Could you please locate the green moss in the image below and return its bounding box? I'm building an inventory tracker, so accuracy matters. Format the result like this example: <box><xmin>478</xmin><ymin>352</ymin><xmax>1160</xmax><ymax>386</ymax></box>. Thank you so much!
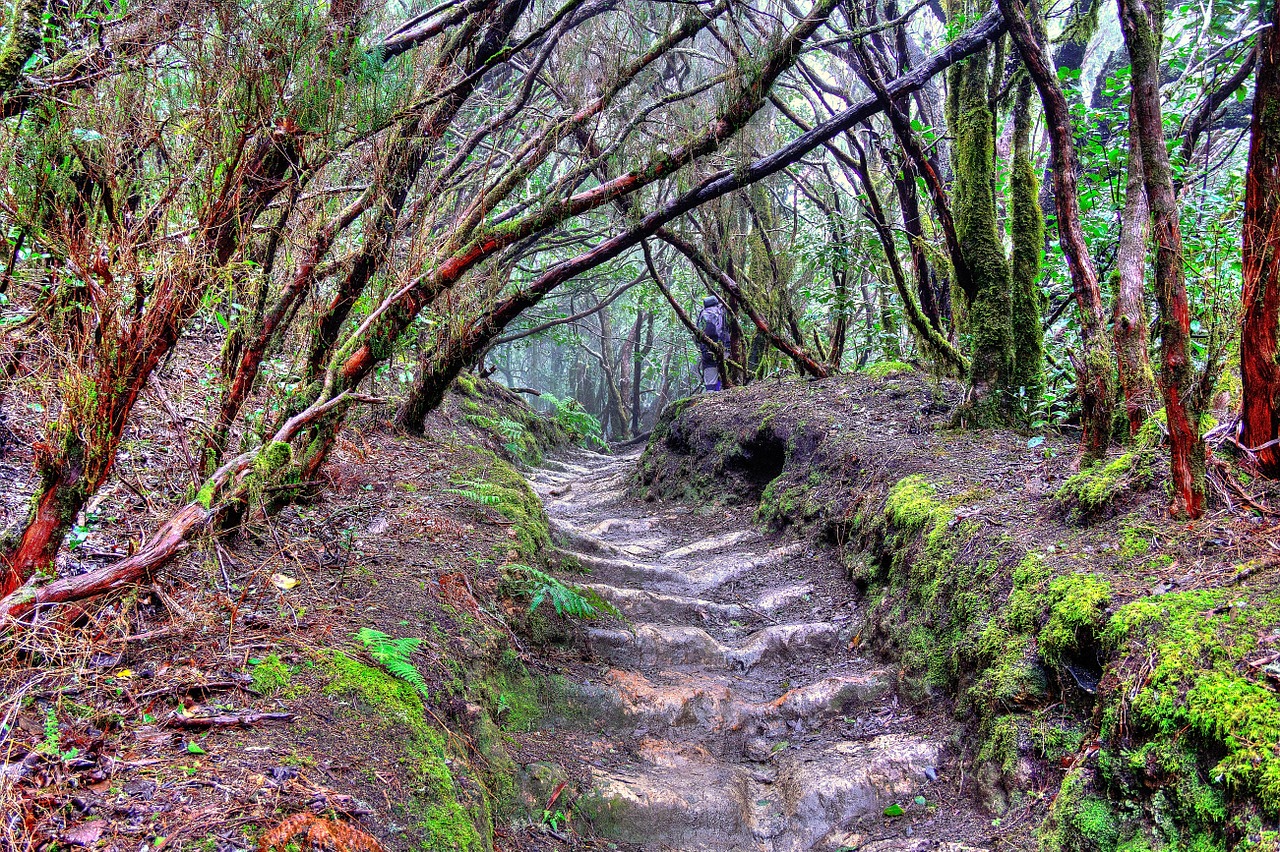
<box><xmin>322</xmin><ymin>652</ymin><xmax>491</xmax><ymax>851</ymax></box>
<box><xmin>862</xmin><ymin>361</ymin><xmax>914</xmax><ymax>379</ymax></box>
<box><xmin>951</xmin><ymin>44</ymin><xmax>1014</xmax><ymax>423</ymax></box>
<box><xmin>1010</xmin><ymin>76</ymin><xmax>1045</xmax><ymax>406</ymax></box>
<box><xmin>1105</xmin><ymin>589</ymin><xmax>1280</xmax><ymax>814</ymax></box>
<box><xmin>1039</xmin><ymin>574</ymin><xmax>1112</xmax><ymax>666</ymax></box>
<box><xmin>194</xmin><ymin>478</ymin><xmax>218</xmax><ymax>509</ymax></box>
<box><xmin>1054</xmin><ymin>450</ymin><xmax>1155</xmax><ymax>516</ymax></box>
<box><xmin>251</xmin><ymin>653</ymin><xmax>305</xmax><ymax>697</ymax></box>
<box><xmin>457</xmin><ymin>447</ymin><xmax>550</xmax><ymax>562</ymax></box>
<box><xmin>756</xmin><ymin>480</ymin><xmax>815</xmax><ymax>528</ymax></box>
<box><xmin>1119</xmin><ymin>522</ymin><xmax>1154</xmax><ymax>560</ymax></box>
<box><xmin>885</xmin><ymin>475</ymin><xmax>948</xmax><ymax>534</ymax></box>
<box><xmin>1041</xmin><ymin>769</ymin><xmax>1122</xmax><ymax>852</ymax></box>
<box><xmin>454</xmin><ymin>372</ymin><xmax>479</xmax><ymax>398</ymax></box>
<box><xmin>253</xmin><ymin>441</ymin><xmax>293</xmax><ymax>476</ymax></box>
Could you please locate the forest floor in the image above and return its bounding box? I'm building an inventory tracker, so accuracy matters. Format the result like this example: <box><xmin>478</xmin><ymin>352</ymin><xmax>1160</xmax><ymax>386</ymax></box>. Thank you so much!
<box><xmin>3</xmin><ymin>367</ymin><xmax>1280</xmax><ymax>852</ymax></box>
<box><xmin>0</xmin><ymin>378</ymin><xmax>601</xmax><ymax>852</ymax></box>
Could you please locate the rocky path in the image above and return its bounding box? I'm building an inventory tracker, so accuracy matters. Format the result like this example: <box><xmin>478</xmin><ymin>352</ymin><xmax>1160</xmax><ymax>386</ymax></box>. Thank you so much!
<box><xmin>527</xmin><ymin>447</ymin><xmax>988</xmax><ymax>852</ymax></box>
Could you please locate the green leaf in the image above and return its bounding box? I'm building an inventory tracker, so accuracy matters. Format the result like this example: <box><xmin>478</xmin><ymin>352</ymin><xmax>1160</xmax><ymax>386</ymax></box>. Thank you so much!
<box><xmin>884</xmin><ymin>803</ymin><xmax>904</xmax><ymax>817</ymax></box>
<box><xmin>186</xmin><ymin>741</ymin><xmax>206</xmax><ymax>754</ymax></box>
<box><xmin>914</xmin><ymin>795</ymin><xmax>927</xmax><ymax>806</ymax></box>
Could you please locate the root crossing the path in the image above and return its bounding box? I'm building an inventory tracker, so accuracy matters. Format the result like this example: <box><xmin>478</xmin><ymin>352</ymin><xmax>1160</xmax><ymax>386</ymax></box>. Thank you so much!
<box><xmin>526</xmin><ymin>447</ymin><xmax>991</xmax><ymax>852</ymax></box>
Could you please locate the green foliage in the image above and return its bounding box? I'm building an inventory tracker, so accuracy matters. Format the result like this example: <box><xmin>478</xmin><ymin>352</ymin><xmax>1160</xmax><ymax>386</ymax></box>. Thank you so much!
<box><xmin>541</xmin><ymin>393</ymin><xmax>606</xmax><ymax>449</ymax></box>
<box><xmin>453</xmin><ymin>447</ymin><xmax>551</xmax><ymax>561</ymax></box>
<box><xmin>507</xmin><ymin>564</ymin><xmax>619</xmax><ymax>620</ymax></box>
<box><xmin>355</xmin><ymin>628</ymin><xmax>430</xmax><ymax>699</ymax></box>
<box><xmin>449</xmin><ymin>480</ymin><xmax>504</xmax><ymax>506</ymax></box>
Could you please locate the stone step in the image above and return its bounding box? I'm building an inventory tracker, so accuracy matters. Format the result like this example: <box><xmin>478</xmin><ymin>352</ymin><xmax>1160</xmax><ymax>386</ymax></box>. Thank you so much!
<box><xmin>662</xmin><ymin>528</ymin><xmax>762</xmax><ymax>560</ymax></box>
<box><xmin>584</xmin><ymin>622</ymin><xmax>842</xmax><ymax>672</ymax></box>
<box><xmin>577</xmin><ymin>668</ymin><xmax>892</xmax><ymax>739</ymax></box>
<box><xmin>575</xmin><ymin>735</ymin><xmax>942</xmax><ymax>852</ymax></box>
<box><xmin>582</xmin><ymin>583</ymin><xmax>745</xmax><ymax>624</ymax></box>
<box><xmin>565</xmin><ymin>543</ymin><xmax>806</xmax><ymax>595</ymax></box>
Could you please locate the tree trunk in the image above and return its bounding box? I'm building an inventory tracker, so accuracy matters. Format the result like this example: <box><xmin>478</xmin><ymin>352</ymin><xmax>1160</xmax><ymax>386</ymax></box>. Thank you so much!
<box><xmin>1112</xmin><ymin>107</ymin><xmax>1158</xmax><ymax>435</ymax></box>
<box><xmin>0</xmin><ymin>0</ymin><xmax>44</xmax><ymax>100</ymax></box>
<box><xmin>1000</xmin><ymin>0</ymin><xmax>1115</xmax><ymax>457</ymax></box>
<box><xmin>1009</xmin><ymin>72</ymin><xmax>1046</xmax><ymax>407</ymax></box>
<box><xmin>1241</xmin><ymin>0</ymin><xmax>1280</xmax><ymax>476</ymax></box>
<box><xmin>951</xmin><ymin>44</ymin><xmax>1014</xmax><ymax>424</ymax></box>
<box><xmin>1118</xmin><ymin>0</ymin><xmax>1205</xmax><ymax>517</ymax></box>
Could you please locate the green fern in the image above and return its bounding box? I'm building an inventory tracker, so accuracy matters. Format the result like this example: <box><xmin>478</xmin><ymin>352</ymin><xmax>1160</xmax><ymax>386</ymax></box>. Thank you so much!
<box><xmin>542</xmin><ymin>393</ymin><xmax>606</xmax><ymax>449</ymax></box>
<box><xmin>508</xmin><ymin>564</ymin><xmax>619</xmax><ymax>620</ymax></box>
<box><xmin>496</xmin><ymin>418</ymin><xmax>528</xmax><ymax>443</ymax></box>
<box><xmin>449</xmin><ymin>480</ymin><xmax>502</xmax><ymax>505</ymax></box>
<box><xmin>355</xmin><ymin>628</ymin><xmax>430</xmax><ymax>699</ymax></box>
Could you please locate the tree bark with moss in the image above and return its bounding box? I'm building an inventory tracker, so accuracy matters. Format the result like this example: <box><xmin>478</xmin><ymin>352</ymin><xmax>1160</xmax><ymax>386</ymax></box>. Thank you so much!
<box><xmin>1241</xmin><ymin>0</ymin><xmax>1280</xmax><ymax>476</ymax></box>
<box><xmin>1009</xmin><ymin>72</ymin><xmax>1045</xmax><ymax>408</ymax></box>
<box><xmin>1112</xmin><ymin>107</ymin><xmax>1158</xmax><ymax>436</ymax></box>
<box><xmin>1117</xmin><ymin>0</ymin><xmax>1205</xmax><ymax>517</ymax></box>
<box><xmin>1000</xmin><ymin>0</ymin><xmax>1115</xmax><ymax>459</ymax></box>
<box><xmin>950</xmin><ymin>44</ymin><xmax>1014</xmax><ymax>424</ymax></box>
<box><xmin>0</xmin><ymin>0</ymin><xmax>43</xmax><ymax>101</ymax></box>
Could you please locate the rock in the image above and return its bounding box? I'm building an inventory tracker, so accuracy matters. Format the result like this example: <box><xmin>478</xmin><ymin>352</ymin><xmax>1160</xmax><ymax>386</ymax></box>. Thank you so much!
<box><xmin>518</xmin><ymin>761</ymin><xmax>569</xmax><ymax>810</ymax></box>
<box><xmin>745</xmin><ymin>736</ymin><xmax>773</xmax><ymax>762</ymax></box>
<box><xmin>973</xmin><ymin>760</ymin><xmax>1008</xmax><ymax>815</ymax></box>
<box><xmin>772</xmin><ymin>735</ymin><xmax>940</xmax><ymax>852</ymax></box>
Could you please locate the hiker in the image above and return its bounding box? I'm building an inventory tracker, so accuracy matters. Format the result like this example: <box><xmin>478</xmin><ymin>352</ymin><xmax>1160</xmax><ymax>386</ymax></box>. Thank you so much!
<box><xmin>697</xmin><ymin>295</ymin><xmax>731</xmax><ymax>391</ymax></box>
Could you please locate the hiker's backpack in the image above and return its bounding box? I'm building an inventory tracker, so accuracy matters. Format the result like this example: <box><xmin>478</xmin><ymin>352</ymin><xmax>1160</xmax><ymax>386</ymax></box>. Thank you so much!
<box><xmin>699</xmin><ymin>305</ymin><xmax>727</xmax><ymax>346</ymax></box>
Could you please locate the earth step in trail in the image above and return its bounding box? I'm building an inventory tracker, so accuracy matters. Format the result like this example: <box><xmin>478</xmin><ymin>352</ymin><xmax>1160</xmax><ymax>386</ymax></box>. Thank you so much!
<box><xmin>526</xmin><ymin>447</ymin><xmax>990</xmax><ymax>852</ymax></box>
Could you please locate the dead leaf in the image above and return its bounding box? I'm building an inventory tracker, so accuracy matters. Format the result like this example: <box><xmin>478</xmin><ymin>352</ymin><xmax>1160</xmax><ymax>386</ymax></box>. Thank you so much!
<box><xmin>271</xmin><ymin>573</ymin><xmax>299</xmax><ymax>591</ymax></box>
<box><xmin>63</xmin><ymin>821</ymin><xmax>106</xmax><ymax>847</ymax></box>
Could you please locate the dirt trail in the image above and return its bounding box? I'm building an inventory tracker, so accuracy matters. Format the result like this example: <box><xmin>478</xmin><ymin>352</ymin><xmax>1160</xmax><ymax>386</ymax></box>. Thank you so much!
<box><xmin>527</xmin><ymin>447</ymin><xmax>989</xmax><ymax>852</ymax></box>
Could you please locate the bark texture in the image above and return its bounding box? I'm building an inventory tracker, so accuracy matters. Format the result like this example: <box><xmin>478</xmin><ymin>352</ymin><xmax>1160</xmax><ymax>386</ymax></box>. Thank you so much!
<box><xmin>1112</xmin><ymin>107</ymin><xmax>1158</xmax><ymax>436</ymax></box>
<box><xmin>1241</xmin><ymin>0</ymin><xmax>1280</xmax><ymax>475</ymax></box>
<box><xmin>1001</xmin><ymin>0</ymin><xmax>1114</xmax><ymax>458</ymax></box>
<box><xmin>1118</xmin><ymin>0</ymin><xmax>1205</xmax><ymax>517</ymax></box>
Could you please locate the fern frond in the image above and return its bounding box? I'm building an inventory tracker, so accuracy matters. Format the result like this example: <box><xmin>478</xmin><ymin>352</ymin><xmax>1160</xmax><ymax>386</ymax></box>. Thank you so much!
<box><xmin>355</xmin><ymin>628</ymin><xmax>430</xmax><ymax>699</ymax></box>
<box><xmin>448</xmin><ymin>480</ymin><xmax>502</xmax><ymax>506</ymax></box>
<box><xmin>507</xmin><ymin>565</ymin><xmax>619</xmax><ymax>620</ymax></box>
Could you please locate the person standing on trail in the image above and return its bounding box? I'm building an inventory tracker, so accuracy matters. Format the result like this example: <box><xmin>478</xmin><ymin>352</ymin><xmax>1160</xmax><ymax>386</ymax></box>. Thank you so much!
<box><xmin>697</xmin><ymin>295</ymin><xmax>731</xmax><ymax>391</ymax></box>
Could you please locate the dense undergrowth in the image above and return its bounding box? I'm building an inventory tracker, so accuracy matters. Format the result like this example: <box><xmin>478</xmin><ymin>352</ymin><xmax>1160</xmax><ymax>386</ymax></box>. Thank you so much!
<box><xmin>0</xmin><ymin>374</ymin><xmax>594</xmax><ymax>851</ymax></box>
<box><xmin>636</xmin><ymin>371</ymin><xmax>1280</xmax><ymax>851</ymax></box>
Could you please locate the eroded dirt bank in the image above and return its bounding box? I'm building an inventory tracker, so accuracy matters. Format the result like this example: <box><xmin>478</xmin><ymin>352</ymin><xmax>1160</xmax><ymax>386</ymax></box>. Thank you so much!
<box><xmin>0</xmin><ymin>377</ymin><xmax>594</xmax><ymax>852</ymax></box>
<box><xmin>630</xmin><ymin>369</ymin><xmax>1280</xmax><ymax>851</ymax></box>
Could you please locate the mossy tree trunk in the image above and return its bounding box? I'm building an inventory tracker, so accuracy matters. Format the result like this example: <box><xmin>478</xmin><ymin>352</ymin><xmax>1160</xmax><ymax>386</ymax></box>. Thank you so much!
<box><xmin>1241</xmin><ymin>0</ymin><xmax>1280</xmax><ymax>476</ymax></box>
<box><xmin>1117</xmin><ymin>0</ymin><xmax>1205</xmax><ymax>517</ymax></box>
<box><xmin>0</xmin><ymin>0</ymin><xmax>44</xmax><ymax>101</ymax></box>
<box><xmin>950</xmin><ymin>44</ymin><xmax>1014</xmax><ymax>424</ymax></box>
<box><xmin>1000</xmin><ymin>0</ymin><xmax>1115</xmax><ymax>458</ymax></box>
<box><xmin>1009</xmin><ymin>72</ymin><xmax>1046</xmax><ymax>408</ymax></box>
<box><xmin>1112</xmin><ymin>106</ymin><xmax>1158</xmax><ymax>436</ymax></box>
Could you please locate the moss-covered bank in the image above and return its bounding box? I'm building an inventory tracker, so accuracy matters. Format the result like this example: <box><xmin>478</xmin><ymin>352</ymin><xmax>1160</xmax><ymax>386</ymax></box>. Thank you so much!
<box><xmin>636</xmin><ymin>373</ymin><xmax>1280</xmax><ymax>850</ymax></box>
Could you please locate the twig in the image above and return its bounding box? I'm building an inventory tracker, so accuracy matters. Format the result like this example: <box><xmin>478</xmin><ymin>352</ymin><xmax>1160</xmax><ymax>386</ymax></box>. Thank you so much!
<box><xmin>168</xmin><ymin>711</ymin><xmax>295</xmax><ymax>729</ymax></box>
